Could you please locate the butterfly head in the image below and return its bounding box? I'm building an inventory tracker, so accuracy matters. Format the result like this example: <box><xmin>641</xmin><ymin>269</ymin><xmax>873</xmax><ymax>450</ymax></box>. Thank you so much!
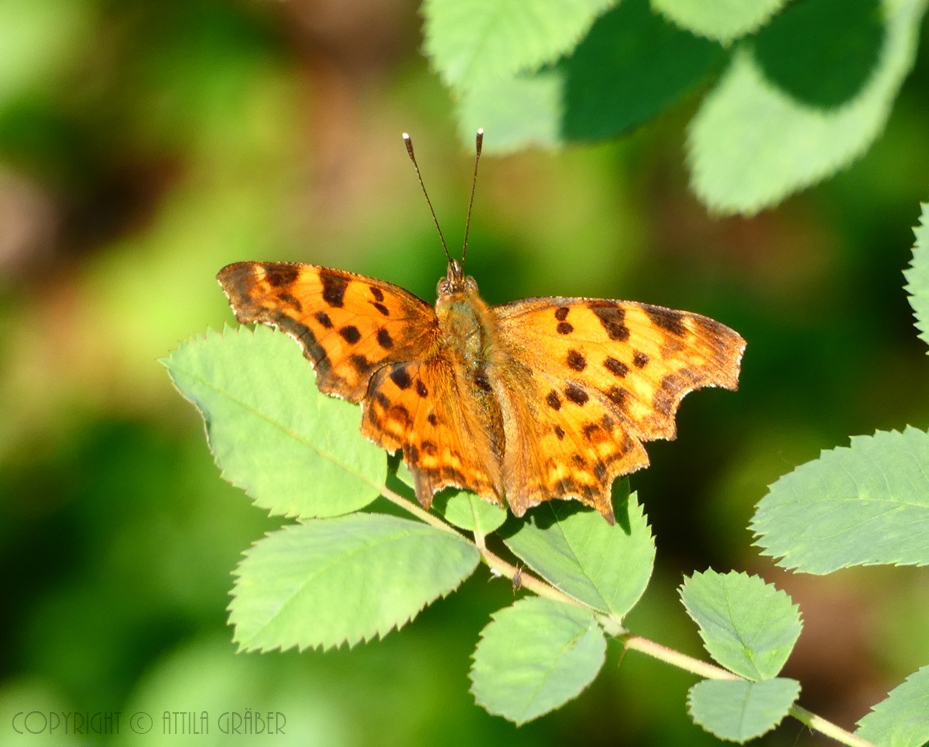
<box><xmin>437</xmin><ymin>258</ymin><xmax>478</xmax><ymax>298</ymax></box>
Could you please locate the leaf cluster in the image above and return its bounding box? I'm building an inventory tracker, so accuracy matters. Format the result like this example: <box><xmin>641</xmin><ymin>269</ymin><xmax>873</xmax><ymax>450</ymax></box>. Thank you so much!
<box><xmin>163</xmin><ymin>199</ymin><xmax>929</xmax><ymax>745</ymax></box>
<box><xmin>421</xmin><ymin>0</ymin><xmax>926</xmax><ymax>215</ymax></box>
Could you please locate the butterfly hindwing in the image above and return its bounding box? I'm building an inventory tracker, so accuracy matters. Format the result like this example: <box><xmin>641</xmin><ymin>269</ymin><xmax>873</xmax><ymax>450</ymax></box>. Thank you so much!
<box><xmin>361</xmin><ymin>358</ymin><xmax>504</xmax><ymax>507</ymax></box>
<box><xmin>491</xmin><ymin>297</ymin><xmax>745</xmax><ymax>520</ymax></box>
<box><xmin>217</xmin><ymin>262</ymin><xmax>437</xmax><ymax>402</ymax></box>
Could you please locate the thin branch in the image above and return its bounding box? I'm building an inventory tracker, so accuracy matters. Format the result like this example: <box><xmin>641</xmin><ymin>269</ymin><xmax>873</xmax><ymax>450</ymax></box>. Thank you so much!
<box><xmin>378</xmin><ymin>485</ymin><xmax>876</xmax><ymax>747</ymax></box>
<box><xmin>789</xmin><ymin>705</ymin><xmax>877</xmax><ymax>747</ymax></box>
<box><xmin>621</xmin><ymin>635</ymin><xmax>741</xmax><ymax>681</ymax></box>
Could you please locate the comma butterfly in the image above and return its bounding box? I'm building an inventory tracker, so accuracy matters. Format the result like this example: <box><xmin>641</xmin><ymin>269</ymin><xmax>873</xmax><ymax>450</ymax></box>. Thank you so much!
<box><xmin>218</xmin><ymin>131</ymin><xmax>745</xmax><ymax>524</ymax></box>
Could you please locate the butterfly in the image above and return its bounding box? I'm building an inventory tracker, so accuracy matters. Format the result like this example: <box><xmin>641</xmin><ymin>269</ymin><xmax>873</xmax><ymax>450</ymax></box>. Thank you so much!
<box><xmin>217</xmin><ymin>132</ymin><xmax>745</xmax><ymax>524</ymax></box>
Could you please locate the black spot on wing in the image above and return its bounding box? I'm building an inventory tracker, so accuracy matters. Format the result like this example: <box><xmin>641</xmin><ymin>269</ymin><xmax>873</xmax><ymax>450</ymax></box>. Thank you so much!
<box><xmin>633</xmin><ymin>351</ymin><xmax>649</xmax><ymax>368</ymax></box>
<box><xmin>564</xmin><ymin>383</ymin><xmax>589</xmax><ymax>406</ymax></box>
<box><xmin>390</xmin><ymin>366</ymin><xmax>412</xmax><ymax>390</ymax></box>
<box><xmin>350</xmin><ymin>354</ymin><xmax>373</xmax><ymax>375</ymax></box>
<box><xmin>645</xmin><ymin>306</ymin><xmax>686</xmax><ymax>337</ymax></box>
<box><xmin>339</xmin><ymin>325</ymin><xmax>362</xmax><ymax>344</ymax></box>
<box><xmin>321</xmin><ymin>273</ymin><xmax>348</xmax><ymax>307</ymax></box>
<box><xmin>265</xmin><ymin>264</ymin><xmax>299</xmax><ymax>287</ymax></box>
<box><xmin>415</xmin><ymin>380</ymin><xmax>428</xmax><ymax>398</ymax></box>
<box><xmin>371</xmin><ymin>302</ymin><xmax>390</xmax><ymax>316</ymax></box>
<box><xmin>567</xmin><ymin>350</ymin><xmax>587</xmax><ymax>371</ymax></box>
<box><xmin>278</xmin><ymin>292</ymin><xmax>302</xmax><ymax>312</ymax></box>
<box><xmin>546</xmin><ymin>390</ymin><xmax>562</xmax><ymax>410</ymax></box>
<box><xmin>555</xmin><ymin>307</ymin><xmax>569</xmax><ymax>321</ymax></box>
<box><xmin>557</xmin><ymin>322</ymin><xmax>574</xmax><ymax>335</ymax></box>
<box><xmin>590</xmin><ymin>303</ymin><xmax>629</xmax><ymax>341</ymax></box>
<box><xmin>314</xmin><ymin>311</ymin><xmax>333</xmax><ymax>329</ymax></box>
<box><xmin>377</xmin><ymin>328</ymin><xmax>393</xmax><ymax>349</ymax></box>
<box><xmin>370</xmin><ymin>286</ymin><xmax>385</xmax><ymax>302</ymax></box>
<box><xmin>604</xmin><ymin>357</ymin><xmax>628</xmax><ymax>378</ymax></box>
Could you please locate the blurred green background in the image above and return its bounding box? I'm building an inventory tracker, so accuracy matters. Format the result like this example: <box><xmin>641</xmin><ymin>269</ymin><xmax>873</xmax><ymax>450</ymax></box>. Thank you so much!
<box><xmin>1</xmin><ymin>1</ymin><xmax>929</xmax><ymax>745</ymax></box>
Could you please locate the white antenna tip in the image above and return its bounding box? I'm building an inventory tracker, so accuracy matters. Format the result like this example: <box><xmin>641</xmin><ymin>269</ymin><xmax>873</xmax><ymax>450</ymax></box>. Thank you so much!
<box><xmin>402</xmin><ymin>132</ymin><xmax>410</xmax><ymax>140</ymax></box>
<box><xmin>477</xmin><ymin>128</ymin><xmax>484</xmax><ymax>135</ymax></box>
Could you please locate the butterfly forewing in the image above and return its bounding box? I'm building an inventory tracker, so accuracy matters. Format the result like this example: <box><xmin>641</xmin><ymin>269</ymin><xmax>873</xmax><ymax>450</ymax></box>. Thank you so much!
<box><xmin>217</xmin><ymin>261</ymin><xmax>506</xmax><ymax>507</ymax></box>
<box><xmin>491</xmin><ymin>298</ymin><xmax>745</xmax><ymax>520</ymax></box>
<box><xmin>217</xmin><ymin>262</ymin><xmax>437</xmax><ymax>402</ymax></box>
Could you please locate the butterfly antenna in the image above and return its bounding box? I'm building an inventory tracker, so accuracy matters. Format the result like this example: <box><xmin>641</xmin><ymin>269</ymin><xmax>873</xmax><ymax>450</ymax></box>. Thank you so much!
<box><xmin>403</xmin><ymin>132</ymin><xmax>451</xmax><ymax>264</ymax></box>
<box><xmin>461</xmin><ymin>128</ymin><xmax>483</xmax><ymax>271</ymax></box>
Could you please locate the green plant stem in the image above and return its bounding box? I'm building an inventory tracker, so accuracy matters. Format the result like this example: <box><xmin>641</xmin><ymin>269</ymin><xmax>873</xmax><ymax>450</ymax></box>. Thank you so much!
<box><xmin>788</xmin><ymin>705</ymin><xmax>877</xmax><ymax>747</ymax></box>
<box><xmin>380</xmin><ymin>485</ymin><xmax>876</xmax><ymax>747</ymax></box>
<box><xmin>621</xmin><ymin>635</ymin><xmax>740</xmax><ymax>681</ymax></box>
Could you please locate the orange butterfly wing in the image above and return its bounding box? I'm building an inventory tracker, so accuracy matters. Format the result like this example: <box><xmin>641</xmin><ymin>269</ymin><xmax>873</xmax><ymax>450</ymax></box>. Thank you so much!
<box><xmin>491</xmin><ymin>298</ymin><xmax>745</xmax><ymax>522</ymax></box>
<box><xmin>217</xmin><ymin>262</ymin><xmax>503</xmax><ymax>506</ymax></box>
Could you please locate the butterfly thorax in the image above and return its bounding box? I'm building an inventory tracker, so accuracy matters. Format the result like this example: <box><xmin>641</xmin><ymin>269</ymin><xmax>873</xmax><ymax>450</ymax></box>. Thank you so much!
<box><xmin>435</xmin><ymin>265</ymin><xmax>506</xmax><ymax>462</ymax></box>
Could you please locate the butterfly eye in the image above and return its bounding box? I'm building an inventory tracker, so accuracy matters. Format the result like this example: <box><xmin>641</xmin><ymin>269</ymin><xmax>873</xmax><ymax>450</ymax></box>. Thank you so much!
<box><xmin>437</xmin><ymin>278</ymin><xmax>449</xmax><ymax>296</ymax></box>
<box><xmin>465</xmin><ymin>277</ymin><xmax>478</xmax><ymax>293</ymax></box>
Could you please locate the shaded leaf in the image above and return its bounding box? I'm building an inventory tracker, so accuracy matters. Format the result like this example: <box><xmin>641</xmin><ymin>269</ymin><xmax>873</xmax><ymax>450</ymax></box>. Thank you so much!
<box><xmin>856</xmin><ymin>665</ymin><xmax>929</xmax><ymax>747</ymax></box>
<box><xmin>230</xmin><ymin>514</ymin><xmax>480</xmax><ymax>652</ymax></box>
<box><xmin>687</xmin><ymin>0</ymin><xmax>926</xmax><ymax>215</ymax></box>
<box><xmin>680</xmin><ymin>570</ymin><xmax>802</xmax><ymax>680</ymax></box>
<box><xmin>651</xmin><ymin>0</ymin><xmax>787</xmax><ymax>43</ymax></box>
<box><xmin>904</xmin><ymin>201</ymin><xmax>929</xmax><ymax>349</ymax></box>
<box><xmin>164</xmin><ymin>326</ymin><xmax>386</xmax><ymax>518</ymax></box>
<box><xmin>753</xmin><ymin>0</ymin><xmax>884</xmax><ymax>109</ymax></box>
<box><xmin>470</xmin><ymin>597</ymin><xmax>605</xmax><ymax>724</ymax></box>
<box><xmin>563</xmin><ymin>0</ymin><xmax>725</xmax><ymax>141</ymax></box>
<box><xmin>502</xmin><ymin>483</ymin><xmax>655</xmax><ymax>617</ymax></box>
<box><xmin>688</xmin><ymin>678</ymin><xmax>800</xmax><ymax>743</ymax></box>
<box><xmin>752</xmin><ymin>427</ymin><xmax>929</xmax><ymax>573</ymax></box>
<box><xmin>423</xmin><ymin>0</ymin><xmax>615</xmax><ymax>90</ymax></box>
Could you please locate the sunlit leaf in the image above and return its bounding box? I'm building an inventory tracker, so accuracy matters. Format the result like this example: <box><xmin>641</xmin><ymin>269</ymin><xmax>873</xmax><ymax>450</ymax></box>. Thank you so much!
<box><xmin>455</xmin><ymin>70</ymin><xmax>563</xmax><ymax>155</ymax></box>
<box><xmin>502</xmin><ymin>483</ymin><xmax>655</xmax><ymax>617</ymax></box>
<box><xmin>688</xmin><ymin>678</ymin><xmax>800</xmax><ymax>743</ymax></box>
<box><xmin>856</xmin><ymin>665</ymin><xmax>929</xmax><ymax>747</ymax></box>
<box><xmin>680</xmin><ymin>570</ymin><xmax>802</xmax><ymax>680</ymax></box>
<box><xmin>687</xmin><ymin>0</ymin><xmax>927</xmax><ymax>215</ymax></box>
<box><xmin>164</xmin><ymin>325</ymin><xmax>386</xmax><ymax>519</ymax></box>
<box><xmin>394</xmin><ymin>460</ymin><xmax>507</xmax><ymax>534</ymax></box>
<box><xmin>230</xmin><ymin>514</ymin><xmax>480</xmax><ymax>652</ymax></box>
<box><xmin>432</xmin><ymin>491</ymin><xmax>508</xmax><ymax>534</ymax></box>
<box><xmin>651</xmin><ymin>0</ymin><xmax>787</xmax><ymax>43</ymax></box>
<box><xmin>423</xmin><ymin>0</ymin><xmax>616</xmax><ymax>90</ymax></box>
<box><xmin>752</xmin><ymin>427</ymin><xmax>929</xmax><ymax>573</ymax></box>
<box><xmin>904</xmin><ymin>201</ymin><xmax>929</xmax><ymax>349</ymax></box>
<box><xmin>470</xmin><ymin>597</ymin><xmax>605</xmax><ymax>724</ymax></box>
<box><xmin>562</xmin><ymin>0</ymin><xmax>725</xmax><ymax>141</ymax></box>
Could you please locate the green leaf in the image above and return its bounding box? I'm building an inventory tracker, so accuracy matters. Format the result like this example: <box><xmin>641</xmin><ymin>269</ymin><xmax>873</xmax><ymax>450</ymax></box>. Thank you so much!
<box><xmin>752</xmin><ymin>427</ymin><xmax>929</xmax><ymax>573</ymax></box>
<box><xmin>856</xmin><ymin>665</ymin><xmax>929</xmax><ymax>747</ymax></box>
<box><xmin>688</xmin><ymin>678</ymin><xmax>801</xmax><ymax>743</ymax></box>
<box><xmin>686</xmin><ymin>0</ymin><xmax>927</xmax><ymax>215</ymax></box>
<box><xmin>393</xmin><ymin>460</ymin><xmax>507</xmax><ymax>534</ymax></box>
<box><xmin>432</xmin><ymin>491</ymin><xmax>508</xmax><ymax>534</ymax></box>
<box><xmin>904</xmin><ymin>201</ymin><xmax>929</xmax><ymax>349</ymax></box>
<box><xmin>680</xmin><ymin>570</ymin><xmax>802</xmax><ymax>680</ymax></box>
<box><xmin>423</xmin><ymin>0</ymin><xmax>616</xmax><ymax>90</ymax></box>
<box><xmin>230</xmin><ymin>514</ymin><xmax>480</xmax><ymax>651</ymax></box>
<box><xmin>562</xmin><ymin>0</ymin><xmax>725</xmax><ymax>141</ymax></box>
<box><xmin>164</xmin><ymin>325</ymin><xmax>386</xmax><ymax>518</ymax></box>
<box><xmin>753</xmin><ymin>0</ymin><xmax>884</xmax><ymax>110</ymax></box>
<box><xmin>455</xmin><ymin>69</ymin><xmax>563</xmax><ymax>155</ymax></box>
<box><xmin>651</xmin><ymin>0</ymin><xmax>788</xmax><ymax>43</ymax></box>
<box><xmin>502</xmin><ymin>483</ymin><xmax>655</xmax><ymax>617</ymax></box>
<box><xmin>470</xmin><ymin>597</ymin><xmax>606</xmax><ymax>724</ymax></box>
